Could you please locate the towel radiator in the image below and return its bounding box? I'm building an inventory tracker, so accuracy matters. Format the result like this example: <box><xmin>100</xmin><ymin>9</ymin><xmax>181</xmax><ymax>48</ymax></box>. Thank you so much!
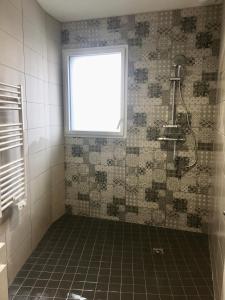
<box><xmin>0</xmin><ymin>82</ymin><xmax>26</xmax><ymax>218</ymax></box>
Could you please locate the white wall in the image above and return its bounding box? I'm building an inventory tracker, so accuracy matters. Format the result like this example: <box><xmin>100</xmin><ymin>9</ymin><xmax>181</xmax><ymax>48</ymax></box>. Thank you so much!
<box><xmin>0</xmin><ymin>0</ymin><xmax>64</xmax><ymax>284</ymax></box>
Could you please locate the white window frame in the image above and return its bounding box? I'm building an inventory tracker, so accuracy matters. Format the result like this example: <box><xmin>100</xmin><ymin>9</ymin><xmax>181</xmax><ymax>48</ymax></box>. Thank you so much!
<box><xmin>63</xmin><ymin>45</ymin><xmax>128</xmax><ymax>138</ymax></box>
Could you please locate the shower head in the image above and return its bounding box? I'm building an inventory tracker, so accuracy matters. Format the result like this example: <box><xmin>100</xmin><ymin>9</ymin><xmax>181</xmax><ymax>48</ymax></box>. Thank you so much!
<box><xmin>173</xmin><ymin>55</ymin><xmax>187</xmax><ymax>67</ymax></box>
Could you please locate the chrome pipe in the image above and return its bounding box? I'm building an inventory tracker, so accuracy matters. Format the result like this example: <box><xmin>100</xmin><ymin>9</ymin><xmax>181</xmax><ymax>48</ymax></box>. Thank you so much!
<box><xmin>1</xmin><ymin>188</ymin><xmax>25</xmax><ymax>205</ymax></box>
<box><xmin>0</xmin><ymin>82</ymin><xmax>20</xmax><ymax>89</ymax></box>
<box><xmin>0</xmin><ymin>133</ymin><xmax>22</xmax><ymax>140</ymax></box>
<box><xmin>0</xmin><ymin>138</ymin><xmax>23</xmax><ymax>146</ymax></box>
<box><xmin>171</xmin><ymin>80</ymin><xmax>176</xmax><ymax>125</ymax></box>
<box><xmin>1</xmin><ymin>172</ymin><xmax>25</xmax><ymax>187</ymax></box>
<box><xmin>1</xmin><ymin>183</ymin><xmax>24</xmax><ymax>200</ymax></box>
<box><xmin>157</xmin><ymin>137</ymin><xmax>185</xmax><ymax>141</ymax></box>
<box><xmin>0</xmin><ymin>162</ymin><xmax>24</xmax><ymax>175</ymax></box>
<box><xmin>1</xmin><ymin>177</ymin><xmax>25</xmax><ymax>193</ymax></box>
<box><xmin>0</xmin><ymin>88</ymin><xmax>20</xmax><ymax>95</ymax></box>
<box><xmin>163</xmin><ymin>124</ymin><xmax>180</xmax><ymax>128</ymax></box>
<box><xmin>0</xmin><ymin>143</ymin><xmax>23</xmax><ymax>153</ymax></box>
<box><xmin>0</xmin><ymin>106</ymin><xmax>21</xmax><ymax>110</ymax></box>
<box><xmin>173</xmin><ymin>142</ymin><xmax>176</xmax><ymax>160</ymax></box>
<box><xmin>0</xmin><ymin>100</ymin><xmax>20</xmax><ymax>105</ymax></box>
<box><xmin>0</xmin><ymin>158</ymin><xmax>23</xmax><ymax>170</ymax></box>
<box><xmin>0</xmin><ymin>123</ymin><xmax>22</xmax><ymax>127</ymax></box>
<box><xmin>0</xmin><ymin>168</ymin><xmax>24</xmax><ymax>182</ymax></box>
<box><xmin>14</xmin><ymin>192</ymin><xmax>25</xmax><ymax>201</ymax></box>
<box><xmin>0</xmin><ymin>94</ymin><xmax>20</xmax><ymax>100</ymax></box>
<box><xmin>1</xmin><ymin>200</ymin><xmax>13</xmax><ymax>211</ymax></box>
<box><xmin>0</xmin><ymin>128</ymin><xmax>22</xmax><ymax>134</ymax></box>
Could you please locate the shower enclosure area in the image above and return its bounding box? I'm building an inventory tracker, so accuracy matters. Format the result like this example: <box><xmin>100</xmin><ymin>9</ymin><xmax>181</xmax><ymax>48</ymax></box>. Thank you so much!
<box><xmin>1</xmin><ymin>0</ymin><xmax>225</xmax><ymax>299</ymax></box>
<box><xmin>63</xmin><ymin>5</ymin><xmax>220</xmax><ymax>233</ymax></box>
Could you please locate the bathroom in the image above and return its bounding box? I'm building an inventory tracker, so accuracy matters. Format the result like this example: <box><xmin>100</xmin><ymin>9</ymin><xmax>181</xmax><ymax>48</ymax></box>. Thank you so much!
<box><xmin>0</xmin><ymin>0</ymin><xmax>224</xmax><ymax>299</ymax></box>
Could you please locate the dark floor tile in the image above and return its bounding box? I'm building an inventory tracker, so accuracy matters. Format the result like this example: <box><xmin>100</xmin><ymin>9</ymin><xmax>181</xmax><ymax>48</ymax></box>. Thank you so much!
<box><xmin>94</xmin><ymin>291</ymin><xmax>108</xmax><ymax>300</ymax></box>
<box><xmin>134</xmin><ymin>285</ymin><xmax>145</xmax><ymax>293</ymax></box>
<box><xmin>8</xmin><ymin>285</ymin><xmax>20</xmax><ymax>296</ymax></box>
<box><xmin>21</xmin><ymin>279</ymin><xmax>36</xmax><ymax>287</ymax></box>
<box><xmin>55</xmin><ymin>289</ymin><xmax>69</xmax><ymax>298</ymax></box>
<box><xmin>46</xmin><ymin>280</ymin><xmax>60</xmax><ymax>289</ymax></box>
<box><xmin>16</xmin><ymin>286</ymin><xmax>32</xmax><ymax>296</ymax></box>
<box><xmin>197</xmin><ymin>285</ymin><xmax>212</xmax><ymax>296</ymax></box>
<box><xmin>134</xmin><ymin>293</ymin><xmax>147</xmax><ymax>300</ymax></box>
<box><xmin>160</xmin><ymin>296</ymin><xmax>173</xmax><ymax>300</ymax></box>
<box><xmin>62</xmin><ymin>273</ymin><xmax>75</xmax><ymax>281</ymax></box>
<box><xmin>108</xmin><ymin>292</ymin><xmax>121</xmax><ymax>300</ymax></box>
<box><xmin>121</xmin><ymin>284</ymin><xmax>133</xmax><ymax>293</ymax></box>
<box><xmin>59</xmin><ymin>280</ymin><xmax>72</xmax><ymax>289</ymax></box>
<box><xmin>147</xmin><ymin>295</ymin><xmax>160</xmax><ymax>300</ymax></box>
<box><xmin>42</xmin><ymin>288</ymin><xmax>57</xmax><ymax>297</ymax></box>
<box><xmin>29</xmin><ymin>287</ymin><xmax>44</xmax><ymax>297</ymax></box>
<box><xmin>82</xmin><ymin>290</ymin><xmax>95</xmax><ymax>298</ymax></box>
<box><xmin>50</xmin><ymin>272</ymin><xmax>63</xmax><ymax>280</ymax></box>
<box><xmin>71</xmin><ymin>281</ymin><xmax>85</xmax><ymax>290</ymax></box>
<box><xmin>96</xmin><ymin>283</ymin><xmax>109</xmax><ymax>291</ymax></box>
<box><xmin>121</xmin><ymin>293</ymin><xmax>133</xmax><ymax>300</ymax></box>
<box><xmin>170</xmin><ymin>285</ymin><xmax>185</xmax><ymax>295</ymax></box>
<box><xmin>12</xmin><ymin>278</ymin><xmax>25</xmax><ymax>286</ymax></box>
<box><xmin>183</xmin><ymin>285</ymin><xmax>198</xmax><ymax>295</ymax></box>
<box><xmin>173</xmin><ymin>296</ymin><xmax>188</xmax><ymax>300</ymax></box>
<box><xmin>8</xmin><ymin>215</ymin><xmax>214</xmax><ymax>300</ymax></box>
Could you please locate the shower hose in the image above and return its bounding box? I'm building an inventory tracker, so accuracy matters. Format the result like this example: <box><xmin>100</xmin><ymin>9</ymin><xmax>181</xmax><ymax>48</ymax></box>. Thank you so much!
<box><xmin>177</xmin><ymin>80</ymin><xmax>198</xmax><ymax>171</ymax></box>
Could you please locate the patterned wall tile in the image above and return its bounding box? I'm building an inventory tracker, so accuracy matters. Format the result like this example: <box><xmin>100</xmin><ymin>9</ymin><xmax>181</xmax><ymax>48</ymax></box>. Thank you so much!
<box><xmin>63</xmin><ymin>4</ymin><xmax>222</xmax><ymax>233</ymax></box>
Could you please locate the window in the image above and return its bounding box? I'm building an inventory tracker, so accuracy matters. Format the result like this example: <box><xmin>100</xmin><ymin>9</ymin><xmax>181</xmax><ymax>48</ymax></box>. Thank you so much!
<box><xmin>63</xmin><ymin>46</ymin><xmax>127</xmax><ymax>137</ymax></box>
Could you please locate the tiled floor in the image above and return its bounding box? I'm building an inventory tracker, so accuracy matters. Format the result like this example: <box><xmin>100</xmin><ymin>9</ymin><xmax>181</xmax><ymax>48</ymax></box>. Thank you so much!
<box><xmin>9</xmin><ymin>215</ymin><xmax>214</xmax><ymax>300</ymax></box>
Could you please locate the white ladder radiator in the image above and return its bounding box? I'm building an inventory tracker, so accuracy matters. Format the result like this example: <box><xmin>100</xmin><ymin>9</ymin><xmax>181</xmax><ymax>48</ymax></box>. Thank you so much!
<box><xmin>0</xmin><ymin>82</ymin><xmax>26</xmax><ymax>218</ymax></box>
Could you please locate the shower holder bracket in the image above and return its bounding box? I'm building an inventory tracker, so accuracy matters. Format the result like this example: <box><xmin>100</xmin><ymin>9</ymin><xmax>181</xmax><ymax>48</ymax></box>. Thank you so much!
<box><xmin>157</xmin><ymin>137</ymin><xmax>185</xmax><ymax>142</ymax></box>
<box><xmin>162</xmin><ymin>124</ymin><xmax>181</xmax><ymax>128</ymax></box>
<box><xmin>170</xmin><ymin>77</ymin><xmax>181</xmax><ymax>81</ymax></box>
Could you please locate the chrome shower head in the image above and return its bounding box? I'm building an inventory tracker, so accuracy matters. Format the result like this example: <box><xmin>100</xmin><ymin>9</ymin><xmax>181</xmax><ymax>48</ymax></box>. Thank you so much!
<box><xmin>173</xmin><ymin>55</ymin><xmax>186</xmax><ymax>78</ymax></box>
<box><xmin>173</xmin><ymin>55</ymin><xmax>187</xmax><ymax>67</ymax></box>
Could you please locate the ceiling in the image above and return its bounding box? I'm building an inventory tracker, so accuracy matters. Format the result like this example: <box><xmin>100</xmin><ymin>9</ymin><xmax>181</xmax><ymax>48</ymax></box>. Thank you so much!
<box><xmin>37</xmin><ymin>0</ymin><xmax>221</xmax><ymax>22</ymax></box>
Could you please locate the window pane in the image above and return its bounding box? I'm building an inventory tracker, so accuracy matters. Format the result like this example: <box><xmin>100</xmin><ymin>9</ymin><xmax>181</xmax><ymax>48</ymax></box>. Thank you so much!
<box><xmin>69</xmin><ymin>52</ymin><xmax>122</xmax><ymax>133</ymax></box>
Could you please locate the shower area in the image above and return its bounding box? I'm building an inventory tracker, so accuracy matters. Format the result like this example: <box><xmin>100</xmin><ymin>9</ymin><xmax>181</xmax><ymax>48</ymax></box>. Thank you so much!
<box><xmin>0</xmin><ymin>0</ymin><xmax>225</xmax><ymax>299</ymax></box>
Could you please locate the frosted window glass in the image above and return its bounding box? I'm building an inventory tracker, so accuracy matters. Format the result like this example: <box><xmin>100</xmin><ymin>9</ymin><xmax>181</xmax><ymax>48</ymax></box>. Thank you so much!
<box><xmin>69</xmin><ymin>52</ymin><xmax>122</xmax><ymax>133</ymax></box>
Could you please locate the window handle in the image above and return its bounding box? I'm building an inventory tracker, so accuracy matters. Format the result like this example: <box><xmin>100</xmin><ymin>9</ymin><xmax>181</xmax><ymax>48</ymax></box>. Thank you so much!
<box><xmin>117</xmin><ymin>118</ymin><xmax>123</xmax><ymax>129</ymax></box>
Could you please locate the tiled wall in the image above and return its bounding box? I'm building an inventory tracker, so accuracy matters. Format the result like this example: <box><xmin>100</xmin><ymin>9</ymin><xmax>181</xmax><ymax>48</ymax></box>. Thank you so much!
<box><xmin>0</xmin><ymin>0</ymin><xmax>64</xmax><ymax>283</ymax></box>
<box><xmin>63</xmin><ymin>5</ymin><xmax>221</xmax><ymax>233</ymax></box>
<box><xmin>210</xmin><ymin>1</ymin><xmax>225</xmax><ymax>299</ymax></box>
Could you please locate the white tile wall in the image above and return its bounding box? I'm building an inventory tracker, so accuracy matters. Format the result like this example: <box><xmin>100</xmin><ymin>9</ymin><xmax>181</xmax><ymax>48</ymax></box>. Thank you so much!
<box><xmin>0</xmin><ymin>0</ymin><xmax>65</xmax><ymax>285</ymax></box>
<box><xmin>0</xmin><ymin>30</ymin><xmax>24</xmax><ymax>72</ymax></box>
<box><xmin>30</xmin><ymin>170</ymin><xmax>51</xmax><ymax>204</ymax></box>
<box><xmin>27</xmin><ymin>127</ymin><xmax>47</xmax><ymax>154</ymax></box>
<box><xmin>25</xmin><ymin>76</ymin><xmax>48</xmax><ymax>104</ymax></box>
<box><xmin>0</xmin><ymin>0</ymin><xmax>23</xmax><ymax>41</ymax></box>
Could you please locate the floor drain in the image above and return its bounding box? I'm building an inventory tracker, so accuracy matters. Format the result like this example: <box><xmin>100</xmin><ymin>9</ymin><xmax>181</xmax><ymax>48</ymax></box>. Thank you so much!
<box><xmin>153</xmin><ymin>248</ymin><xmax>164</xmax><ymax>255</ymax></box>
<box><xmin>67</xmin><ymin>293</ymin><xmax>87</xmax><ymax>300</ymax></box>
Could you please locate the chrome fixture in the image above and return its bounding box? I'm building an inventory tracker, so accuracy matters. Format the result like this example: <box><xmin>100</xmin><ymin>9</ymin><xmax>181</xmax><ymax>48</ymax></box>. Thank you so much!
<box><xmin>152</xmin><ymin>248</ymin><xmax>164</xmax><ymax>255</ymax></box>
<box><xmin>157</xmin><ymin>55</ymin><xmax>198</xmax><ymax>172</ymax></box>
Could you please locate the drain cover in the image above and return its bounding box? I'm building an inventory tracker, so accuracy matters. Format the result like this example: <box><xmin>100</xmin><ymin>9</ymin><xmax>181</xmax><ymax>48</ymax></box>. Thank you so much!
<box><xmin>67</xmin><ymin>293</ymin><xmax>87</xmax><ymax>300</ymax></box>
<box><xmin>152</xmin><ymin>248</ymin><xmax>164</xmax><ymax>255</ymax></box>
